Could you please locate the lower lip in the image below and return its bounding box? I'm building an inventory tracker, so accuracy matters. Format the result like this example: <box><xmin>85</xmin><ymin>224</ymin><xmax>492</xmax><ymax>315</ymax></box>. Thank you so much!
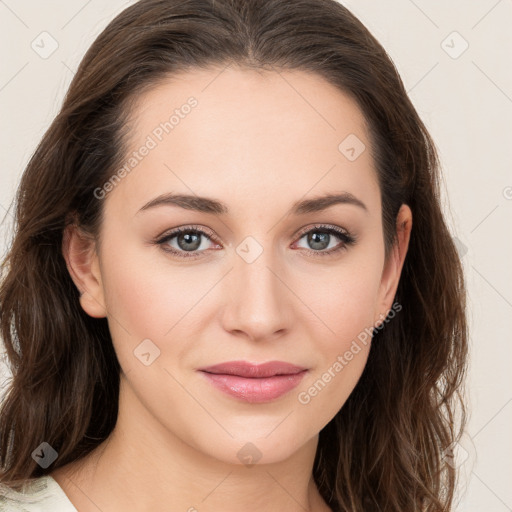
<box><xmin>199</xmin><ymin>371</ymin><xmax>307</xmax><ymax>403</ymax></box>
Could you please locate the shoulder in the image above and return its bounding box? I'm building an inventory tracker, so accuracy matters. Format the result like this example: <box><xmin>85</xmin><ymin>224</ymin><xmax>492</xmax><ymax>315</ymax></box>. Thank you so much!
<box><xmin>0</xmin><ymin>475</ymin><xmax>77</xmax><ymax>511</ymax></box>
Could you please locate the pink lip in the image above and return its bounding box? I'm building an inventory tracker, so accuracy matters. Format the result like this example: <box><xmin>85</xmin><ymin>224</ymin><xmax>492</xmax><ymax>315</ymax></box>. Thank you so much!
<box><xmin>198</xmin><ymin>360</ymin><xmax>308</xmax><ymax>403</ymax></box>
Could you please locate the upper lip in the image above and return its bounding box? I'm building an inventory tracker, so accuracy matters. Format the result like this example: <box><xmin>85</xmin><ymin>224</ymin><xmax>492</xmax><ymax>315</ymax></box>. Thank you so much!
<box><xmin>199</xmin><ymin>360</ymin><xmax>307</xmax><ymax>378</ymax></box>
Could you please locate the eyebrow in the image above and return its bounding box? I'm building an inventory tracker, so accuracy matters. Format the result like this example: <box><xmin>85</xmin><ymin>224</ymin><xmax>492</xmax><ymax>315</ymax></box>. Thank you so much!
<box><xmin>137</xmin><ymin>191</ymin><xmax>368</xmax><ymax>216</ymax></box>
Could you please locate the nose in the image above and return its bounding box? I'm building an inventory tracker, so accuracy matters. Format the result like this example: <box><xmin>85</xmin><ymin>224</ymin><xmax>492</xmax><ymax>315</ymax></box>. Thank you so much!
<box><xmin>220</xmin><ymin>240</ymin><xmax>293</xmax><ymax>342</ymax></box>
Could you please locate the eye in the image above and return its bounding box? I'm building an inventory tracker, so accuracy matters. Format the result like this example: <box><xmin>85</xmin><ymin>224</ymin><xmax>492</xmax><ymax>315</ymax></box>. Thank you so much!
<box><xmin>155</xmin><ymin>225</ymin><xmax>219</xmax><ymax>259</ymax></box>
<box><xmin>293</xmin><ymin>224</ymin><xmax>356</xmax><ymax>257</ymax></box>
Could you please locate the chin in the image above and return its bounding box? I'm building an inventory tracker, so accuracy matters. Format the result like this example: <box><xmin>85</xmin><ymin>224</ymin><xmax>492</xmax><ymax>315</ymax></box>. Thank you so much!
<box><xmin>192</xmin><ymin>426</ymin><xmax>314</xmax><ymax>468</ymax></box>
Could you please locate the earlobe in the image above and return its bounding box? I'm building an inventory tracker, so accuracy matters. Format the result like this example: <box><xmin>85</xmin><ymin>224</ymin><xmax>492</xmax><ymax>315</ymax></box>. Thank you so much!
<box><xmin>62</xmin><ymin>223</ymin><xmax>107</xmax><ymax>318</ymax></box>
<box><xmin>375</xmin><ymin>204</ymin><xmax>412</xmax><ymax>325</ymax></box>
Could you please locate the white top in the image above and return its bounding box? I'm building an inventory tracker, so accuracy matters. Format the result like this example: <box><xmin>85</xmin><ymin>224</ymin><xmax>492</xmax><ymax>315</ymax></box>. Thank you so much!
<box><xmin>0</xmin><ymin>475</ymin><xmax>77</xmax><ymax>511</ymax></box>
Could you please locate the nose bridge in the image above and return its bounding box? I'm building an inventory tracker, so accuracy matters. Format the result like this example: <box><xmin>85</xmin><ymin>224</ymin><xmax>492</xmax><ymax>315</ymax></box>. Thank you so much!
<box><xmin>223</xmin><ymin>234</ymin><xmax>290</xmax><ymax>338</ymax></box>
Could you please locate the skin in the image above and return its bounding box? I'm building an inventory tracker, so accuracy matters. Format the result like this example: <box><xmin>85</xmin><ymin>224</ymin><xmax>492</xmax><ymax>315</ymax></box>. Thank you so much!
<box><xmin>54</xmin><ymin>65</ymin><xmax>412</xmax><ymax>512</ymax></box>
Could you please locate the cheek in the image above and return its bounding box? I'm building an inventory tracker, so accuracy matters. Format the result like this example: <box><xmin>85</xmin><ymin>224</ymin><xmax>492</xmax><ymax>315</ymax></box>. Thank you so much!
<box><xmin>292</xmin><ymin>253</ymin><xmax>383</xmax><ymax>421</ymax></box>
<box><xmin>100</xmin><ymin>239</ymin><xmax>209</xmax><ymax>333</ymax></box>
<box><xmin>97</xmin><ymin>238</ymin><xmax>194</xmax><ymax>373</ymax></box>
<box><xmin>299</xmin><ymin>252</ymin><xmax>383</xmax><ymax>350</ymax></box>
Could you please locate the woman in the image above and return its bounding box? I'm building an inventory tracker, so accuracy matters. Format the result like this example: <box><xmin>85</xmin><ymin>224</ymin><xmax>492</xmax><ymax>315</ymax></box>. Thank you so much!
<box><xmin>0</xmin><ymin>0</ymin><xmax>468</xmax><ymax>510</ymax></box>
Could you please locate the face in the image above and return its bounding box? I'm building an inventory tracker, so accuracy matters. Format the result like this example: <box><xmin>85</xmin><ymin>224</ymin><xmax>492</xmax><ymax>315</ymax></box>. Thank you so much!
<box><xmin>66</xmin><ymin>66</ymin><xmax>411</xmax><ymax>466</ymax></box>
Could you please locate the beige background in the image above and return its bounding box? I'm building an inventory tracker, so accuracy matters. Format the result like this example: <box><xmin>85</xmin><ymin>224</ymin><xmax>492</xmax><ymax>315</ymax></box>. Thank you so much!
<box><xmin>1</xmin><ymin>1</ymin><xmax>511</xmax><ymax>510</ymax></box>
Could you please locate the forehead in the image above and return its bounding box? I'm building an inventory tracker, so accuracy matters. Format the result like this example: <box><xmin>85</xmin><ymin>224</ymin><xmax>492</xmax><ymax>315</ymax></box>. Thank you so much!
<box><xmin>108</xmin><ymin>66</ymin><xmax>380</xmax><ymax>217</ymax></box>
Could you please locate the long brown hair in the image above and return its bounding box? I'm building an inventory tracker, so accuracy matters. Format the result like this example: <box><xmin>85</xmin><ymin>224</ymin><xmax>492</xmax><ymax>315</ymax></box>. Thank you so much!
<box><xmin>0</xmin><ymin>0</ymin><xmax>468</xmax><ymax>510</ymax></box>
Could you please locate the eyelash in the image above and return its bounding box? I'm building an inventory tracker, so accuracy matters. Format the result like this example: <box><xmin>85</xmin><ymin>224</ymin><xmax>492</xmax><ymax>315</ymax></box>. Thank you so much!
<box><xmin>154</xmin><ymin>223</ymin><xmax>357</xmax><ymax>260</ymax></box>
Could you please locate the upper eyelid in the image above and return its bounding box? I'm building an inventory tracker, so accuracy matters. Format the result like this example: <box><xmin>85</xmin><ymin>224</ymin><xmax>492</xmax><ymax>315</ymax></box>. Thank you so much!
<box><xmin>295</xmin><ymin>223</ymin><xmax>350</xmax><ymax>238</ymax></box>
<box><xmin>158</xmin><ymin>224</ymin><xmax>216</xmax><ymax>242</ymax></box>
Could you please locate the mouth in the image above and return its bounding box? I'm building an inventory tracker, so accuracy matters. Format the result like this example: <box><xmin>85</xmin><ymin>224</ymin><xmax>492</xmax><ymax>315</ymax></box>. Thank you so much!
<box><xmin>198</xmin><ymin>360</ymin><xmax>308</xmax><ymax>403</ymax></box>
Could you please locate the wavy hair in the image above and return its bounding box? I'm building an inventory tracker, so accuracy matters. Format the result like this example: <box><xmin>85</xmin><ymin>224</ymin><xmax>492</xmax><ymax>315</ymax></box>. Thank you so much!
<box><xmin>0</xmin><ymin>0</ymin><xmax>468</xmax><ymax>510</ymax></box>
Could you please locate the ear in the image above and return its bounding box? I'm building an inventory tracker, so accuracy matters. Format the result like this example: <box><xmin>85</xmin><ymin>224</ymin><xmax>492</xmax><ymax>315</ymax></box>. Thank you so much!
<box><xmin>62</xmin><ymin>222</ymin><xmax>107</xmax><ymax>318</ymax></box>
<box><xmin>375</xmin><ymin>204</ymin><xmax>412</xmax><ymax>325</ymax></box>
